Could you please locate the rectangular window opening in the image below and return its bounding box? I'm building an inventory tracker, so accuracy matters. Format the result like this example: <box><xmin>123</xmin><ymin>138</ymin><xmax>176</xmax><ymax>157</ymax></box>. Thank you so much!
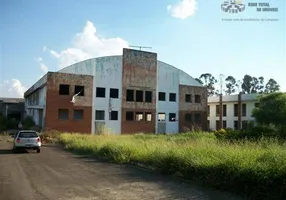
<box><xmin>158</xmin><ymin>92</ymin><xmax>166</xmax><ymax>101</ymax></box>
<box><xmin>135</xmin><ymin>112</ymin><xmax>144</xmax><ymax>121</ymax></box>
<box><xmin>58</xmin><ymin>109</ymin><xmax>69</xmax><ymax>120</ymax></box>
<box><xmin>234</xmin><ymin>104</ymin><xmax>238</xmax><ymax>116</ymax></box>
<box><xmin>169</xmin><ymin>113</ymin><xmax>176</xmax><ymax>122</ymax></box>
<box><xmin>195</xmin><ymin>95</ymin><xmax>201</xmax><ymax>103</ymax></box>
<box><xmin>145</xmin><ymin>91</ymin><xmax>152</xmax><ymax>103</ymax></box>
<box><xmin>194</xmin><ymin>114</ymin><xmax>201</xmax><ymax>123</ymax></box>
<box><xmin>75</xmin><ymin>85</ymin><xmax>84</xmax><ymax>96</ymax></box>
<box><xmin>126</xmin><ymin>111</ymin><xmax>134</xmax><ymax>121</ymax></box>
<box><xmin>223</xmin><ymin>120</ymin><xmax>227</xmax><ymax>128</ymax></box>
<box><xmin>242</xmin><ymin>103</ymin><xmax>246</xmax><ymax>117</ymax></box>
<box><xmin>126</xmin><ymin>89</ymin><xmax>134</xmax><ymax>101</ymax></box>
<box><xmin>95</xmin><ymin>110</ymin><xmax>105</xmax><ymax>120</ymax></box>
<box><xmin>145</xmin><ymin>113</ymin><xmax>152</xmax><ymax>121</ymax></box>
<box><xmin>169</xmin><ymin>93</ymin><xmax>176</xmax><ymax>102</ymax></box>
<box><xmin>223</xmin><ymin>104</ymin><xmax>227</xmax><ymax>117</ymax></box>
<box><xmin>158</xmin><ymin>113</ymin><xmax>166</xmax><ymax>121</ymax></box>
<box><xmin>110</xmin><ymin>111</ymin><xmax>118</xmax><ymax>120</ymax></box>
<box><xmin>185</xmin><ymin>94</ymin><xmax>191</xmax><ymax>103</ymax></box>
<box><xmin>185</xmin><ymin>113</ymin><xmax>192</xmax><ymax>122</ymax></box>
<box><xmin>96</xmin><ymin>87</ymin><xmax>105</xmax><ymax>98</ymax></box>
<box><xmin>110</xmin><ymin>88</ymin><xmax>119</xmax><ymax>98</ymax></box>
<box><xmin>59</xmin><ymin>84</ymin><xmax>70</xmax><ymax>95</ymax></box>
<box><xmin>74</xmin><ymin>109</ymin><xmax>83</xmax><ymax>120</ymax></box>
<box><xmin>216</xmin><ymin>105</ymin><xmax>220</xmax><ymax>116</ymax></box>
<box><xmin>136</xmin><ymin>90</ymin><xmax>144</xmax><ymax>102</ymax></box>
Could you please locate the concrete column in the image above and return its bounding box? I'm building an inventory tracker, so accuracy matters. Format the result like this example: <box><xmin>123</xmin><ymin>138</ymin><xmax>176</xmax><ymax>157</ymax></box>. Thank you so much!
<box><xmin>238</xmin><ymin>93</ymin><xmax>242</xmax><ymax>130</ymax></box>
<box><xmin>219</xmin><ymin>94</ymin><xmax>223</xmax><ymax>129</ymax></box>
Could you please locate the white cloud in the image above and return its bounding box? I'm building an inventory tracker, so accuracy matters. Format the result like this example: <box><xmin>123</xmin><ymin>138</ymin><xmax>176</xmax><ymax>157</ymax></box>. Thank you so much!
<box><xmin>42</xmin><ymin>46</ymin><xmax>47</xmax><ymax>52</ymax></box>
<box><xmin>35</xmin><ymin>57</ymin><xmax>49</xmax><ymax>74</ymax></box>
<box><xmin>0</xmin><ymin>79</ymin><xmax>26</xmax><ymax>98</ymax></box>
<box><xmin>167</xmin><ymin>0</ymin><xmax>197</xmax><ymax>19</ymax></box>
<box><xmin>49</xmin><ymin>21</ymin><xmax>129</xmax><ymax>69</ymax></box>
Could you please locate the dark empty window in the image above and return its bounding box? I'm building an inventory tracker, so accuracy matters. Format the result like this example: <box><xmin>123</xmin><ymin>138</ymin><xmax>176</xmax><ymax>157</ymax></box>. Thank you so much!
<box><xmin>135</xmin><ymin>112</ymin><xmax>144</xmax><ymax>121</ymax></box>
<box><xmin>110</xmin><ymin>111</ymin><xmax>118</xmax><ymax>120</ymax></box>
<box><xmin>194</xmin><ymin>114</ymin><xmax>201</xmax><ymax>123</ymax></box>
<box><xmin>234</xmin><ymin>104</ymin><xmax>238</xmax><ymax>116</ymax></box>
<box><xmin>169</xmin><ymin>93</ymin><xmax>176</xmax><ymax>102</ymax></box>
<box><xmin>96</xmin><ymin>87</ymin><xmax>105</xmax><ymax>98</ymax></box>
<box><xmin>126</xmin><ymin>111</ymin><xmax>134</xmax><ymax>121</ymax></box>
<box><xmin>208</xmin><ymin>106</ymin><xmax>210</xmax><ymax>116</ymax></box>
<box><xmin>136</xmin><ymin>90</ymin><xmax>143</xmax><ymax>102</ymax></box>
<box><xmin>242</xmin><ymin>103</ymin><xmax>246</xmax><ymax>117</ymax></box>
<box><xmin>234</xmin><ymin>120</ymin><xmax>238</xmax><ymax>130</ymax></box>
<box><xmin>73</xmin><ymin>109</ymin><xmax>83</xmax><ymax>120</ymax></box>
<box><xmin>145</xmin><ymin>91</ymin><xmax>152</xmax><ymax>103</ymax></box>
<box><xmin>145</xmin><ymin>113</ymin><xmax>152</xmax><ymax>121</ymax></box>
<box><xmin>185</xmin><ymin>113</ymin><xmax>192</xmax><ymax>122</ymax></box>
<box><xmin>185</xmin><ymin>94</ymin><xmax>191</xmax><ymax>102</ymax></box>
<box><xmin>58</xmin><ymin>109</ymin><xmax>69</xmax><ymax>120</ymax></box>
<box><xmin>75</xmin><ymin>85</ymin><xmax>84</xmax><ymax>96</ymax></box>
<box><xmin>223</xmin><ymin>105</ymin><xmax>227</xmax><ymax>117</ymax></box>
<box><xmin>169</xmin><ymin>113</ymin><xmax>176</xmax><ymax>122</ymax></box>
<box><xmin>110</xmin><ymin>88</ymin><xmax>119</xmax><ymax>98</ymax></box>
<box><xmin>158</xmin><ymin>92</ymin><xmax>165</xmax><ymax>101</ymax></box>
<box><xmin>242</xmin><ymin>120</ymin><xmax>248</xmax><ymax>130</ymax></box>
<box><xmin>216</xmin><ymin>105</ymin><xmax>220</xmax><ymax>116</ymax></box>
<box><xmin>59</xmin><ymin>84</ymin><xmax>70</xmax><ymax>95</ymax></box>
<box><xmin>195</xmin><ymin>95</ymin><xmax>201</xmax><ymax>103</ymax></box>
<box><xmin>223</xmin><ymin>120</ymin><xmax>227</xmax><ymax>128</ymax></box>
<box><xmin>95</xmin><ymin>110</ymin><xmax>105</xmax><ymax>120</ymax></box>
<box><xmin>216</xmin><ymin>120</ymin><xmax>219</xmax><ymax>130</ymax></box>
<box><xmin>126</xmin><ymin>89</ymin><xmax>134</xmax><ymax>101</ymax></box>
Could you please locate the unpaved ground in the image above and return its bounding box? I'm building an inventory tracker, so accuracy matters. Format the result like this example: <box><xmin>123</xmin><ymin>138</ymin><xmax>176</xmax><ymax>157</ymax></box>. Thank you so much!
<box><xmin>0</xmin><ymin>136</ymin><xmax>242</xmax><ymax>200</ymax></box>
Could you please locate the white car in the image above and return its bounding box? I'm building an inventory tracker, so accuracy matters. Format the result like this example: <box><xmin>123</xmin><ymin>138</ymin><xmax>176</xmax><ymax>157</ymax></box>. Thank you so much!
<box><xmin>12</xmin><ymin>130</ymin><xmax>42</xmax><ymax>153</ymax></box>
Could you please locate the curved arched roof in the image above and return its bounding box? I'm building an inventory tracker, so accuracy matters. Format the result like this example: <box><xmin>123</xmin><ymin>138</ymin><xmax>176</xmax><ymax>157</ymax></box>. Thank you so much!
<box><xmin>58</xmin><ymin>55</ymin><xmax>203</xmax><ymax>87</ymax></box>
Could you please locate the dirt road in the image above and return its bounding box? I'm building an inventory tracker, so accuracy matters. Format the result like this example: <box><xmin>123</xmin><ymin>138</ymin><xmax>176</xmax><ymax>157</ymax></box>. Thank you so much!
<box><xmin>0</xmin><ymin>136</ymin><xmax>241</xmax><ymax>200</ymax></box>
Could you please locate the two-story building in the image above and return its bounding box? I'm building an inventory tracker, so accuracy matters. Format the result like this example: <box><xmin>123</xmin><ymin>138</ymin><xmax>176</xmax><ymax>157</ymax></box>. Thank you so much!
<box><xmin>207</xmin><ymin>93</ymin><xmax>259</xmax><ymax>130</ymax></box>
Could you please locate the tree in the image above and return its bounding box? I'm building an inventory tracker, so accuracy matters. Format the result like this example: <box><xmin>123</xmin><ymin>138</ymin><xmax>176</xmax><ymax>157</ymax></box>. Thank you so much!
<box><xmin>197</xmin><ymin>73</ymin><xmax>218</xmax><ymax>96</ymax></box>
<box><xmin>264</xmin><ymin>78</ymin><xmax>280</xmax><ymax>93</ymax></box>
<box><xmin>195</xmin><ymin>78</ymin><xmax>203</xmax><ymax>85</ymax></box>
<box><xmin>252</xmin><ymin>92</ymin><xmax>286</xmax><ymax>126</ymax></box>
<box><xmin>224</xmin><ymin>76</ymin><xmax>237</xmax><ymax>95</ymax></box>
<box><xmin>241</xmin><ymin>75</ymin><xmax>265</xmax><ymax>94</ymax></box>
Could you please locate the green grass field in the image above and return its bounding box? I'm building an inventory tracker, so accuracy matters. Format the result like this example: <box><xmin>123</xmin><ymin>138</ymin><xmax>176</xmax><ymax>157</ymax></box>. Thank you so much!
<box><xmin>58</xmin><ymin>132</ymin><xmax>286</xmax><ymax>199</ymax></box>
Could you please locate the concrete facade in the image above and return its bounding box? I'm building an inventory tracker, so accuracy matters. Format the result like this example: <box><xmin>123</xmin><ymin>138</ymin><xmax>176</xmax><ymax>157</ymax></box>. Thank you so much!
<box><xmin>25</xmin><ymin>48</ymin><xmax>207</xmax><ymax>134</ymax></box>
<box><xmin>207</xmin><ymin>93</ymin><xmax>259</xmax><ymax>130</ymax></box>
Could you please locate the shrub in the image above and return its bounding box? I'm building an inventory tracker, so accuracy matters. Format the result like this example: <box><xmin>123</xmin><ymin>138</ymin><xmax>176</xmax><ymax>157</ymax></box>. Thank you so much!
<box><xmin>22</xmin><ymin>116</ymin><xmax>35</xmax><ymax>129</ymax></box>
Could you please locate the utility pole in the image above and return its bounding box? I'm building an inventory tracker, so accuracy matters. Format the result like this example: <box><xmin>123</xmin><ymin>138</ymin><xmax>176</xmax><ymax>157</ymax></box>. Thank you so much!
<box><xmin>219</xmin><ymin>74</ymin><xmax>224</xmax><ymax>130</ymax></box>
<box><xmin>129</xmin><ymin>45</ymin><xmax>152</xmax><ymax>51</ymax></box>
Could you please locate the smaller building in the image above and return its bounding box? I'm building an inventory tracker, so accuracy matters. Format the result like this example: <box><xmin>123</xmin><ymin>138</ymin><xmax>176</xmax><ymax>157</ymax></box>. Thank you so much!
<box><xmin>207</xmin><ymin>93</ymin><xmax>259</xmax><ymax>130</ymax></box>
<box><xmin>0</xmin><ymin>97</ymin><xmax>25</xmax><ymax>121</ymax></box>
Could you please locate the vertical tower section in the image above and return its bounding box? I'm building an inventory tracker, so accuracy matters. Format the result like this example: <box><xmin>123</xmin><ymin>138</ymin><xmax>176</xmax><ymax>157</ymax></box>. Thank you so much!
<box><xmin>121</xmin><ymin>48</ymin><xmax>157</xmax><ymax>134</ymax></box>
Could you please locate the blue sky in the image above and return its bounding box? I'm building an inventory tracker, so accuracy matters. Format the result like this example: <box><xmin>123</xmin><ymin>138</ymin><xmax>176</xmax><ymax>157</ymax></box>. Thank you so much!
<box><xmin>0</xmin><ymin>0</ymin><xmax>285</xmax><ymax>97</ymax></box>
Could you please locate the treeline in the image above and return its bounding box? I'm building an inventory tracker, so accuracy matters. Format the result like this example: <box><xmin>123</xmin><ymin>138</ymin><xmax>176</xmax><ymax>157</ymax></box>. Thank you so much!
<box><xmin>195</xmin><ymin>73</ymin><xmax>280</xmax><ymax>96</ymax></box>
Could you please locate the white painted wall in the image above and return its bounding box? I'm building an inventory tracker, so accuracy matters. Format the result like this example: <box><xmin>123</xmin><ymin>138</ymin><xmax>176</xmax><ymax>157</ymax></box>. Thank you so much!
<box><xmin>93</xmin><ymin>56</ymin><xmax>122</xmax><ymax>134</ymax></box>
<box><xmin>156</xmin><ymin>61</ymin><xmax>179</xmax><ymax>134</ymax></box>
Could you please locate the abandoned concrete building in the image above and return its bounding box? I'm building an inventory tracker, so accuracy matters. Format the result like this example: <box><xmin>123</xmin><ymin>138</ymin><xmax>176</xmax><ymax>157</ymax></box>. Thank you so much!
<box><xmin>24</xmin><ymin>48</ymin><xmax>207</xmax><ymax>134</ymax></box>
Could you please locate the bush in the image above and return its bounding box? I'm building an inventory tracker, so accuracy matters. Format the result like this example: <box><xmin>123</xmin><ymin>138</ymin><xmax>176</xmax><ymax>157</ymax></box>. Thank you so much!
<box><xmin>22</xmin><ymin>116</ymin><xmax>35</xmax><ymax>129</ymax></box>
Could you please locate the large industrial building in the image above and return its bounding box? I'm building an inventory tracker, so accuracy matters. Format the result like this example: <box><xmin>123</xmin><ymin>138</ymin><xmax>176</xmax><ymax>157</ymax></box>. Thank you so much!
<box><xmin>24</xmin><ymin>48</ymin><xmax>207</xmax><ymax>134</ymax></box>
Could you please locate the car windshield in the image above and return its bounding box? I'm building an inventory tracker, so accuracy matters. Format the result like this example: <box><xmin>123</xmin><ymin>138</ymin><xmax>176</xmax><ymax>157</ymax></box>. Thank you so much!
<box><xmin>18</xmin><ymin>132</ymin><xmax>38</xmax><ymax>138</ymax></box>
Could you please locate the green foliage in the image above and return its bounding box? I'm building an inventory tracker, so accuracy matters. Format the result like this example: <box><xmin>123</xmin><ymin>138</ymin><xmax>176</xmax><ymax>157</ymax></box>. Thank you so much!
<box><xmin>22</xmin><ymin>116</ymin><xmax>35</xmax><ymax>129</ymax></box>
<box><xmin>224</xmin><ymin>76</ymin><xmax>237</xmax><ymax>95</ymax></box>
<box><xmin>252</xmin><ymin>92</ymin><xmax>286</xmax><ymax>127</ymax></box>
<box><xmin>59</xmin><ymin>132</ymin><xmax>286</xmax><ymax>199</ymax></box>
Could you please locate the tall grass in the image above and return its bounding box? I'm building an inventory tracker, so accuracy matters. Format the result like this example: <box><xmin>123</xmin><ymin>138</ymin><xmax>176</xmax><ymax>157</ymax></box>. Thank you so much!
<box><xmin>59</xmin><ymin>132</ymin><xmax>286</xmax><ymax>199</ymax></box>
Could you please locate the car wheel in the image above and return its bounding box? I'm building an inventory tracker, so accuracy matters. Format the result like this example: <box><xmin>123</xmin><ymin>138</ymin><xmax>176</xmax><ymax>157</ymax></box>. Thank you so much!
<box><xmin>37</xmin><ymin>148</ymin><xmax>41</xmax><ymax>153</ymax></box>
<box><xmin>13</xmin><ymin>147</ymin><xmax>18</xmax><ymax>153</ymax></box>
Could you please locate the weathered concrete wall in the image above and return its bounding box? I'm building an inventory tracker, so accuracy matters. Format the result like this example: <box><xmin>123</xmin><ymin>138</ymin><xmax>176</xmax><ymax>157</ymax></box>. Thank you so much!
<box><xmin>45</xmin><ymin>72</ymin><xmax>93</xmax><ymax>133</ymax></box>
<box><xmin>93</xmin><ymin>56</ymin><xmax>122</xmax><ymax>134</ymax></box>
<box><xmin>121</xmin><ymin>48</ymin><xmax>157</xmax><ymax>134</ymax></box>
<box><xmin>179</xmin><ymin>85</ymin><xmax>208</xmax><ymax>131</ymax></box>
<box><xmin>156</xmin><ymin>61</ymin><xmax>179</xmax><ymax>133</ymax></box>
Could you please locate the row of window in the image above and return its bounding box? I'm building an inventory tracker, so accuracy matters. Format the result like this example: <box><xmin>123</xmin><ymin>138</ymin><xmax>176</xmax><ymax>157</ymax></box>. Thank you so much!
<box><xmin>95</xmin><ymin>110</ymin><xmax>119</xmax><ymax>120</ymax></box>
<box><xmin>208</xmin><ymin>103</ymin><xmax>260</xmax><ymax>117</ymax></box>
<box><xmin>214</xmin><ymin>120</ymin><xmax>250</xmax><ymax>130</ymax></box>
<box><xmin>58</xmin><ymin>109</ymin><xmax>83</xmax><ymax>120</ymax></box>
<box><xmin>59</xmin><ymin>85</ymin><xmax>85</xmax><ymax>96</ymax></box>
